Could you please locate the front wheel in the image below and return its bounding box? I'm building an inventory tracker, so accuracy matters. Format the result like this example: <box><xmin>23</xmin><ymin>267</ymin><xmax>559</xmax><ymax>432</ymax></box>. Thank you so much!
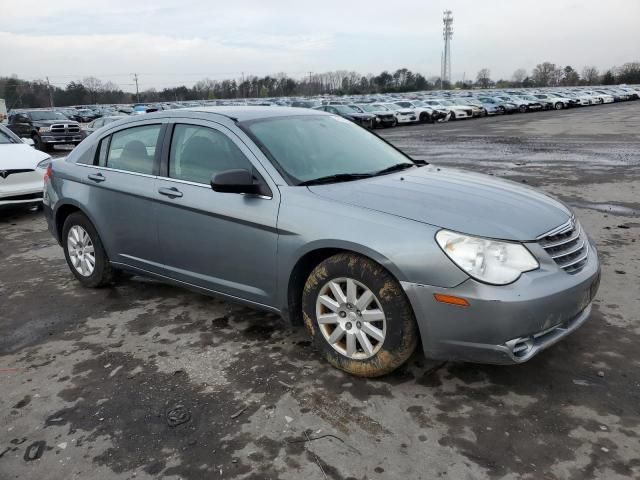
<box><xmin>62</xmin><ymin>212</ymin><xmax>114</xmax><ymax>288</ymax></box>
<box><xmin>518</xmin><ymin>105</ymin><xmax>528</xmax><ymax>113</ymax></box>
<box><xmin>302</xmin><ymin>253</ymin><xmax>418</xmax><ymax>377</ymax></box>
<box><xmin>32</xmin><ymin>134</ymin><xmax>47</xmax><ymax>151</ymax></box>
<box><xmin>555</xmin><ymin>102</ymin><xmax>564</xmax><ymax>110</ymax></box>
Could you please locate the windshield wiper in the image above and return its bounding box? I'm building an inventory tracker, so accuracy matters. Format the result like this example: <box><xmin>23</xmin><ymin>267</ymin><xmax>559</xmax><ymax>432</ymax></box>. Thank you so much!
<box><xmin>298</xmin><ymin>173</ymin><xmax>373</xmax><ymax>186</ymax></box>
<box><xmin>373</xmin><ymin>162</ymin><xmax>418</xmax><ymax>176</ymax></box>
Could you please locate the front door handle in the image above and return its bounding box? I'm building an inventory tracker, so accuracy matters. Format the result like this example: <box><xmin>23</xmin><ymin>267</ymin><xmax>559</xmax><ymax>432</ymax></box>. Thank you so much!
<box><xmin>87</xmin><ymin>173</ymin><xmax>105</xmax><ymax>183</ymax></box>
<box><xmin>158</xmin><ymin>186</ymin><xmax>183</xmax><ymax>198</ymax></box>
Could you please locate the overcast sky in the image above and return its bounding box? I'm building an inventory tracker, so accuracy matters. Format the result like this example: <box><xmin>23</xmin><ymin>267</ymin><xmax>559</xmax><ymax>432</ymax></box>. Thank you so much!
<box><xmin>2</xmin><ymin>0</ymin><xmax>639</xmax><ymax>91</ymax></box>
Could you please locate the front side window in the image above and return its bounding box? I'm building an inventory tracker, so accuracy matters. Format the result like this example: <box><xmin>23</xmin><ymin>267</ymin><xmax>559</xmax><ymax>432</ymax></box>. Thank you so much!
<box><xmin>106</xmin><ymin>124</ymin><xmax>161</xmax><ymax>174</ymax></box>
<box><xmin>169</xmin><ymin>124</ymin><xmax>253</xmax><ymax>184</ymax></box>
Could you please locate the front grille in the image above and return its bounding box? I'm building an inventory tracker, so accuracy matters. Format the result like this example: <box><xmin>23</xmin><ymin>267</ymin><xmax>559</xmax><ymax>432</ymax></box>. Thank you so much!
<box><xmin>2</xmin><ymin>192</ymin><xmax>42</xmax><ymax>201</ymax></box>
<box><xmin>50</xmin><ymin>124</ymin><xmax>80</xmax><ymax>133</ymax></box>
<box><xmin>539</xmin><ymin>219</ymin><xmax>588</xmax><ymax>274</ymax></box>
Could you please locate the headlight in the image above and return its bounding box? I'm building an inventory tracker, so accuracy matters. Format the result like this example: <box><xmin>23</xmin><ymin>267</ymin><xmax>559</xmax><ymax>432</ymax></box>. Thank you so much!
<box><xmin>436</xmin><ymin>230</ymin><xmax>539</xmax><ymax>285</ymax></box>
<box><xmin>39</xmin><ymin>126</ymin><xmax>51</xmax><ymax>132</ymax></box>
<box><xmin>36</xmin><ymin>157</ymin><xmax>52</xmax><ymax>169</ymax></box>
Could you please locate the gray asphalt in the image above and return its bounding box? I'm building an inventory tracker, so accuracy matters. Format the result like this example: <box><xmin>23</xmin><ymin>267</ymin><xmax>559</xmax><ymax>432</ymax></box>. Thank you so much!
<box><xmin>1</xmin><ymin>102</ymin><xmax>639</xmax><ymax>480</ymax></box>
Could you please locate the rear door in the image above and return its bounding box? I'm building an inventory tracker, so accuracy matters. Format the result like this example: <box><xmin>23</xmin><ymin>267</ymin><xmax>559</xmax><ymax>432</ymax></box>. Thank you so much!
<box><xmin>154</xmin><ymin>119</ymin><xmax>280</xmax><ymax>307</ymax></box>
<box><xmin>77</xmin><ymin>121</ymin><xmax>166</xmax><ymax>272</ymax></box>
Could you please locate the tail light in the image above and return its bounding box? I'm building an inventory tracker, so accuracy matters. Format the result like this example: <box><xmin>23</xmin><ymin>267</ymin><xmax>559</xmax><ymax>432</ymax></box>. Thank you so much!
<box><xmin>44</xmin><ymin>164</ymin><xmax>53</xmax><ymax>184</ymax></box>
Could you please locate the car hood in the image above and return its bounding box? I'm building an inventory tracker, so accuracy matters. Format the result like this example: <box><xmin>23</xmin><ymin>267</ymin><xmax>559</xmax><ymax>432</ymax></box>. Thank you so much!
<box><xmin>0</xmin><ymin>144</ymin><xmax>50</xmax><ymax>169</ymax></box>
<box><xmin>308</xmin><ymin>165</ymin><xmax>571</xmax><ymax>241</ymax></box>
<box><xmin>32</xmin><ymin>119</ymin><xmax>79</xmax><ymax>126</ymax></box>
<box><xmin>348</xmin><ymin>113</ymin><xmax>375</xmax><ymax>119</ymax></box>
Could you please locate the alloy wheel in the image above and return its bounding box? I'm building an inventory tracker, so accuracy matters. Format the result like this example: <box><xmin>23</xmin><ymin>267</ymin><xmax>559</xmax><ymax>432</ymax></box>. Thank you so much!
<box><xmin>315</xmin><ymin>277</ymin><xmax>387</xmax><ymax>360</ymax></box>
<box><xmin>67</xmin><ymin>225</ymin><xmax>96</xmax><ymax>277</ymax></box>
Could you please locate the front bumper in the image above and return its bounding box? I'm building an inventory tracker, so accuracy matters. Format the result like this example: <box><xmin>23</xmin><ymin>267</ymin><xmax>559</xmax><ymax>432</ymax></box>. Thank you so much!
<box><xmin>402</xmin><ymin>240</ymin><xmax>600</xmax><ymax>364</ymax></box>
<box><xmin>40</xmin><ymin>133</ymin><xmax>84</xmax><ymax>144</ymax></box>
<box><xmin>0</xmin><ymin>191</ymin><xmax>43</xmax><ymax>207</ymax></box>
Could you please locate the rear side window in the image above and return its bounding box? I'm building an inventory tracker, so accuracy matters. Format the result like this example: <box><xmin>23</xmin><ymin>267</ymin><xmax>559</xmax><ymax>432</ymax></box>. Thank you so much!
<box><xmin>106</xmin><ymin>125</ymin><xmax>161</xmax><ymax>174</ymax></box>
<box><xmin>169</xmin><ymin>124</ymin><xmax>253</xmax><ymax>184</ymax></box>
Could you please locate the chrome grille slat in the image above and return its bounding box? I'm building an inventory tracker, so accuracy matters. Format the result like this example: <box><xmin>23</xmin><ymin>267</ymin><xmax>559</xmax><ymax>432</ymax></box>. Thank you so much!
<box><xmin>550</xmin><ymin>237</ymin><xmax>585</xmax><ymax>259</ymax></box>
<box><xmin>539</xmin><ymin>219</ymin><xmax>588</xmax><ymax>275</ymax></box>
<box><xmin>540</xmin><ymin>223</ymin><xmax>581</xmax><ymax>249</ymax></box>
<box><xmin>556</xmin><ymin>245</ymin><xmax>589</xmax><ymax>269</ymax></box>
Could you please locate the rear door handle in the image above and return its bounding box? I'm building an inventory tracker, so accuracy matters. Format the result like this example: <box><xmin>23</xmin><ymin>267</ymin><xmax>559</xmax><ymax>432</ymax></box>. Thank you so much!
<box><xmin>87</xmin><ymin>173</ymin><xmax>105</xmax><ymax>183</ymax></box>
<box><xmin>158</xmin><ymin>186</ymin><xmax>183</xmax><ymax>198</ymax></box>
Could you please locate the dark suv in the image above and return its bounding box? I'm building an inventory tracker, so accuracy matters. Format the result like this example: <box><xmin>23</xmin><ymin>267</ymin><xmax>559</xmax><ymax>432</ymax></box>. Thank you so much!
<box><xmin>7</xmin><ymin>110</ymin><xmax>86</xmax><ymax>151</ymax></box>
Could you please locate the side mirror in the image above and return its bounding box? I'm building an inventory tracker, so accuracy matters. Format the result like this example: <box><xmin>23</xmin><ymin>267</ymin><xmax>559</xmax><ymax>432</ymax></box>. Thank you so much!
<box><xmin>211</xmin><ymin>169</ymin><xmax>268</xmax><ymax>196</ymax></box>
<box><xmin>23</xmin><ymin>138</ymin><xmax>35</xmax><ymax>147</ymax></box>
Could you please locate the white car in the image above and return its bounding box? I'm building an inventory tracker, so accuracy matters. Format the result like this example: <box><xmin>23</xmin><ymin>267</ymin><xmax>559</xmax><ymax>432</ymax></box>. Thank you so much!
<box><xmin>378</xmin><ymin>103</ymin><xmax>417</xmax><ymax>124</ymax></box>
<box><xmin>0</xmin><ymin>124</ymin><xmax>51</xmax><ymax>209</ymax></box>
<box><xmin>583</xmin><ymin>90</ymin><xmax>615</xmax><ymax>104</ymax></box>
<box><xmin>422</xmin><ymin>99</ymin><xmax>473</xmax><ymax>120</ymax></box>
<box><xmin>393</xmin><ymin>100</ymin><xmax>435</xmax><ymax>123</ymax></box>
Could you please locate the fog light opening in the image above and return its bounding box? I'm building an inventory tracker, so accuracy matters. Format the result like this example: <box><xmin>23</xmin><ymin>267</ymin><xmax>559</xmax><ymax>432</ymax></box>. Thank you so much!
<box><xmin>512</xmin><ymin>337</ymin><xmax>534</xmax><ymax>358</ymax></box>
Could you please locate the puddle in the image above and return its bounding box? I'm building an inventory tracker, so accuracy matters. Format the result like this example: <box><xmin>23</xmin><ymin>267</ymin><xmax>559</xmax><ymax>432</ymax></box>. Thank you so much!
<box><xmin>568</xmin><ymin>201</ymin><xmax>640</xmax><ymax>217</ymax></box>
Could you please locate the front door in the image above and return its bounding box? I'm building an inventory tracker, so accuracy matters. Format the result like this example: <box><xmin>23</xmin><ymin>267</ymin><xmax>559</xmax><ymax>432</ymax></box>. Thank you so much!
<box><xmin>154</xmin><ymin>121</ymin><xmax>279</xmax><ymax>307</ymax></box>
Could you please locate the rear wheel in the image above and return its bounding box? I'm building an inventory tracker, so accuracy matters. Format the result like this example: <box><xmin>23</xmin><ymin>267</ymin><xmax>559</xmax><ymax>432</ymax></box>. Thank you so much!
<box><xmin>62</xmin><ymin>212</ymin><xmax>114</xmax><ymax>288</ymax></box>
<box><xmin>419</xmin><ymin>112</ymin><xmax>429</xmax><ymax>123</ymax></box>
<box><xmin>302</xmin><ymin>253</ymin><xmax>418</xmax><ymax>377</ymax></box>
<box><xmin>518</xmin><ymin>105</ymin><xmax>528</xmax><ymax>113</ymax></box>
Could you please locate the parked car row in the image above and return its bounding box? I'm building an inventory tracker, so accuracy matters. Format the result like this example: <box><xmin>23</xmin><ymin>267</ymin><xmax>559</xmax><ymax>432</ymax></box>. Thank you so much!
<box><xmin>3</xmin><ymin>85</ymin><xmax>638</xmax><ymax>151</ymax></box>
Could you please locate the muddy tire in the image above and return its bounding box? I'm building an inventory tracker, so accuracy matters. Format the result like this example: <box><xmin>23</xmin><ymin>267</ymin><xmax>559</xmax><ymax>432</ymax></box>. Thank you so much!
<box><xmin>62</xmin><ymin>211</ymin><xmax>114</xmax><ymax>288</ymax></box>
<box><xmin>302</xmin><ymin>253</ymin><xmax>418</xmax><ymax>377</ymax></box>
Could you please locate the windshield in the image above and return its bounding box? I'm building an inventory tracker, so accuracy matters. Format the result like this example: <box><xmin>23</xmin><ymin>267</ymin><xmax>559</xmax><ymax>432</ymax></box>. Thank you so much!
<box><xmin>0</xmin><ymin>127</ymin><xmax>18</xmax><ymax>144</ymax></box>
<box><xmin>243</xmin><ymin>115</ymin><xmax>414</xmax><ymax>185</ymax></box>
<box><xmin>29</xmin><ymin>110</ymin><xmax>69</xmax><ymax>121</ymax></box>
<box><xmin>371</xmin><ymin>104</ymin><xmax>390</xmax><ymax>111</ymax></box>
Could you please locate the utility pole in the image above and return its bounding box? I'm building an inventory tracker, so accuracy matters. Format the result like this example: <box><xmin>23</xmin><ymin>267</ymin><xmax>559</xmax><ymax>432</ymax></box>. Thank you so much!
<box><xmin>46</xmin><ymin>77</ymin><xmax>54</xmax><ymax>108</ymax></box>
<box><xmin>308</xmin><ymin>72</ymin><xmax>313</xmax><ymax>95</ymax></box>
<box><xmin>442</xmin><ymin>10</ymin><xmax>454</xmax><ymax>89</ymax></box>
<box><xmin>132</xmin><ymin>73</ymin><xmax>140</xmax><ymax>103</ymax></box>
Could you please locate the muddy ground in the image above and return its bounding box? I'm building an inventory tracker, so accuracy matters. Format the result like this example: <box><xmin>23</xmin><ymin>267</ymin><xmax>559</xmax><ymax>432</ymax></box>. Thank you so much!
<box><xmin>1</xmin><ymin>102</ymin><xmax>639</xmax><ymax>480</ymax></box>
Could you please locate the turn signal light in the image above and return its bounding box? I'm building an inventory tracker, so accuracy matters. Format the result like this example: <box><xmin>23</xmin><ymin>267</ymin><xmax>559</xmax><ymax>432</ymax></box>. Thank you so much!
<box><xmin>433</xmin><ymin>293</ymin><xmax>470</xmax><ymax>307</ymax></box>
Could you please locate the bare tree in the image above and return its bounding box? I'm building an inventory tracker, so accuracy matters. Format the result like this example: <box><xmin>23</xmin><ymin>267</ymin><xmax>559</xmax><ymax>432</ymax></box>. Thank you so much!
<box><xmin>512</xmin><ymin>68</ymin><xmax>527</xmax><ymax>84</ymax></box>
<box><xmin>82</xmin><ymin>76</ymin><xmax>103</xmax><ymax>104</ymax></box>
<box><xmin>581</xmin><ymin>66</ymin><xmax>600</xmax><ymax>85</ymax></box>
<box><xmin>531</xmin><ymin>62</ymin><xmax>562</xmax><ymax>87</ymax></box>
<box><xmin>476</xmin><ymin>68</ymin><xmax>492</xmax><ymax>89</ymax></box>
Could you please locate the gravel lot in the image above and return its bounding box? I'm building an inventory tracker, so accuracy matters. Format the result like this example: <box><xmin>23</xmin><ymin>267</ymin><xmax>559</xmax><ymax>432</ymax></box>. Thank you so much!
<box><xmin>1</xmin><ymin>103</ymin><xmax>639</xmax><ymax>480</ymax></box>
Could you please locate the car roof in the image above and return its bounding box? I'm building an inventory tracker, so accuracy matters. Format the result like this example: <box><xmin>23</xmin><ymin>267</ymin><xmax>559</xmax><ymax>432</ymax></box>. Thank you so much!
<box><xmin>183</xmin><ymin>106</ymin><xmax>325</xmax><ymax>122</ymax></box>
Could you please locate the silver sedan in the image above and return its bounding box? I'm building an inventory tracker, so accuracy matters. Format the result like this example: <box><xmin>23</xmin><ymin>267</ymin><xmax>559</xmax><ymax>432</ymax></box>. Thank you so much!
<box><xmin>43</xmin><ymin>107</ymin><xmax>600</xmax><ymax>377</ymax></box>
